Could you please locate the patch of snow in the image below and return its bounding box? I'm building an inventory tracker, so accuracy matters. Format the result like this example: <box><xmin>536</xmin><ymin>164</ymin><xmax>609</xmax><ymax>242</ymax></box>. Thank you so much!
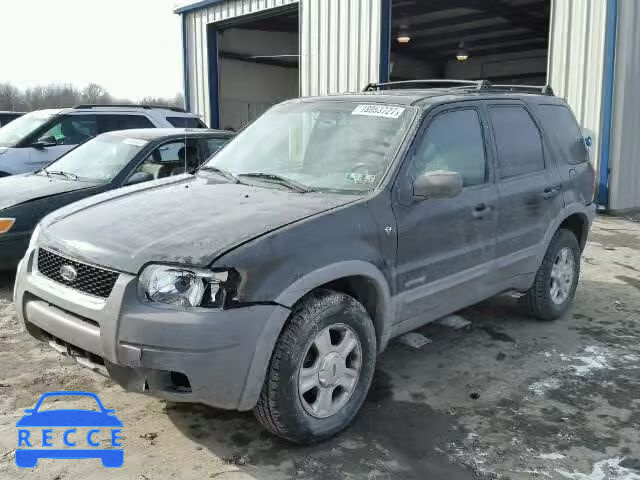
<box><xmin>557</xmin><ymin>458</ymin><xmax>640</xmax><ymax>480</ymax></box>
<box><xmin>539</xmin><ymin>452</ymin><xmax>566</xmax><ymax>460</ymax></box>
<box><xmin>560</xmin><ymin>346</ymin><xmax>612</xmax><ymax>376</ymax></box>
<box><xmin>529</xmin><ymin>378</ymin><xmax>562</xmax><ymax>396</ymax></box>
<box><xmin>436</xmin><ymin>315</ymin><xmax>472</xmax><ymax>330</ymax></box>
<box><xmin>397</xmin><ymin>332</ymin><xmax>432</xmax><ymax>349</ymax></box>
<box><xmin>513</xmin><ymin>469</ymin><xmax>553</xmax><ymax>478</ymax></box>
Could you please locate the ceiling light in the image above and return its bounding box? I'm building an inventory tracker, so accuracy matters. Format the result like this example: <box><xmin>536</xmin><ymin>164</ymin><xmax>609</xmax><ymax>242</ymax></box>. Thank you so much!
<box><xmin>397</xmin><ymin>26</ymin><xmax>411</xmax><ymax>44</ymax></box>
<box><xmin>456</xmin><ymin>42</ymin><xmax>470</xmax><ymax>61</ymax></box>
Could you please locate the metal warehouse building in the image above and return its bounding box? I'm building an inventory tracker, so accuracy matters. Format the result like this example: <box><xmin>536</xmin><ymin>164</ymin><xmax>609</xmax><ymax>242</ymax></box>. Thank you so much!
<box><xmin>176</xmin><ymin>0</ymin><xmax>640</xmax><ymax>212</ymax></box>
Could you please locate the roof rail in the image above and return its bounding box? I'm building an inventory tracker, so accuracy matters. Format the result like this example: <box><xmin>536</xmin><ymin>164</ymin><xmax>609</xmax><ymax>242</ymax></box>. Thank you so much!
<box><xmin>363</xmin><ymin>79</ymin><xmax>492</xmax><ymax>92</ymax></box>
<box><xmin>490</xmin><ymin>84</ymin><xmax>555</xmax><ymax>96</ymax></box>
<box><xmin>72</xmin><ymin>104</ymin><xmax>187</xmax><ymax>112</ymax></box>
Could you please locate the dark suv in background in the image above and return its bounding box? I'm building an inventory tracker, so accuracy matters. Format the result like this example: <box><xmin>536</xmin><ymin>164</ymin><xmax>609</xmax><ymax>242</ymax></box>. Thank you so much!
<box><xmin>0</xmin><ymin>111</ymin><xmax>24</xmax><ymax>127</ymax></box>
<box><xmin>15</xmin><ymin>80</ymin><xmax>596</xmax><ymax>444</ymax></box>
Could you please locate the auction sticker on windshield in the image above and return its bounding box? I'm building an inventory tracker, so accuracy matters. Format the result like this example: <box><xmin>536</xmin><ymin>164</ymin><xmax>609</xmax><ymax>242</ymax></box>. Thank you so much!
<box><xmin>123</xmin><ymin>138</ymin><xmax>147</xmax><ymax>147</ymax></box>
<box><xmin>352</xmin><ymin>104</ymin><xmax>405</xmax><ymax>119</ymax></box>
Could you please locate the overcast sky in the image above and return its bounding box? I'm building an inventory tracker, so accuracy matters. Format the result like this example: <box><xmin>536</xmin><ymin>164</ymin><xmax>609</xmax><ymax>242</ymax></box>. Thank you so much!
<box><xmin>1</xmin><ymin>0</ymin><xmax>190</xmax><ymax>100</ymax></box>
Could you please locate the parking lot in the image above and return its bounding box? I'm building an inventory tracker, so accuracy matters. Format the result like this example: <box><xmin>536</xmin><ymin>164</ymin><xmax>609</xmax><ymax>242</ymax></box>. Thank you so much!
<box><xmin>0</xmin><ymin>214</ymin><xmax>639</xmax><ymax>480</ymax></box>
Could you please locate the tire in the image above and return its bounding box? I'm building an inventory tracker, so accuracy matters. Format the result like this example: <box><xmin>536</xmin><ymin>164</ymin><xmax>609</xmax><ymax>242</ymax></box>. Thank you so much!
<box><xmin>254</xmin><ymin>289</ymin><xmax>377</xmax><ymax>444</ymax></box>
<box><xmin>521</xmin><ymin>228</ymin><xmax>581</xmax><ymax>321</ymax></box>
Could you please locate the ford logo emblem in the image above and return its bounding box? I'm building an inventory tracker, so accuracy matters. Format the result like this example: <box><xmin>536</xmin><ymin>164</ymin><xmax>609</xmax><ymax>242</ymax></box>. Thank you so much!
<box><xmin>60</xmin><ymin>265</ymin><xmax>78</xmax><ymax>283</ymax></box>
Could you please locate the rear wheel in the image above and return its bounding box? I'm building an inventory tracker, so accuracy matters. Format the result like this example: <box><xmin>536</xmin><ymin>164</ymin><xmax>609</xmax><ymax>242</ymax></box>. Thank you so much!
<box><xmin>254</xmin><ymin>289</ymin><xmax>377</xmax><ymax>444</ymax></box>
<box><xmin>521</xmin><ymin>229</ymin><xmax>581</xmax><ymax>321</ymax></box>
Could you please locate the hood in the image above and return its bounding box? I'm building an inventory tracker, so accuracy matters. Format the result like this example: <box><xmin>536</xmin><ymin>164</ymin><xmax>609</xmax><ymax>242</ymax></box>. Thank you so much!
<box><xmin>40</xmin><ymin>176</ymin><xmax>356</xmax><ymax>273</ymax></box>
<box><xmin>0</xmin><ymin>174</ymin><xmax>101</xmax><ymax>211</ymax></box>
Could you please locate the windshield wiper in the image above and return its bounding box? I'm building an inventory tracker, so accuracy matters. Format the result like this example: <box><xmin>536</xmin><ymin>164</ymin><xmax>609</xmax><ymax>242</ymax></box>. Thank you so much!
<box><xmin>199</xmin><ymin>166</ymin><xmax>239</xmax><ymax>184</ymax></box>
<box><xmin>238</xmin><ymin>173</ymin><xmax>312</xmax><ymax>193</ymax></box>
<box><xmin>45</xmin><ymin>170</ymin><xmax>79</xmax><ymax>181</ymax></box>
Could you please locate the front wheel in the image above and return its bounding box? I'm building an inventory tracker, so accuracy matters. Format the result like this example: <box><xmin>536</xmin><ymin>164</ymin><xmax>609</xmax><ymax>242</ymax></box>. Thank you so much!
<box><xmin>254</xmin><ymin>289</ymin><xmax>377</xmax><ymax>444</ymax></box>
<box><xmin>521</xmin><ymin>229</ymin><xmax>581</xmax><ymax>321</ymax></box>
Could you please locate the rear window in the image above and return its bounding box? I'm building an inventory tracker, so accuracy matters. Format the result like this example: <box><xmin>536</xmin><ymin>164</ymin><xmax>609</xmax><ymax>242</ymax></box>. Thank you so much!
<box><xmin>539</xmin><ymin>105</ymin><xmax>588</xmax><ymax>164</ymax></box>
<box><xmin>167</xmin><ymin>116</ymin><xmax>207</xmax><ymax>128</ymax></box>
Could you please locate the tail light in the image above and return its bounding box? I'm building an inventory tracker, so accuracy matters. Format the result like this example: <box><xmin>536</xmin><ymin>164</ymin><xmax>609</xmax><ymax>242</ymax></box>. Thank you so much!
<box><xmin>591</xmin><ymin>163</ymin><xmax>597</xmax><ymax>203</ymax></box>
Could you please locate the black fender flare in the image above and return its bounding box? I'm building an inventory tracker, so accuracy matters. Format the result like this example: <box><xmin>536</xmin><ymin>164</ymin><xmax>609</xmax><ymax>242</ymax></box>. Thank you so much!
<box><xmin>237</xmin><ymin>260</ymin><xmax>393</xmax><ymax>410</ymax></box>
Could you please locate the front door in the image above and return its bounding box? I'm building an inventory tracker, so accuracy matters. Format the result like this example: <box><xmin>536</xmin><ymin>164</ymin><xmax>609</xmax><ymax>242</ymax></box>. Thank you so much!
<box><xmin>392</xmin><ymin>102</ymin><xmax>498</xmax><ymax>329</ymax></box>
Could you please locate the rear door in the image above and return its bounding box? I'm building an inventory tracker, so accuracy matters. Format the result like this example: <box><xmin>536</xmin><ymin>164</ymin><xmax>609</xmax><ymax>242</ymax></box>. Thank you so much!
<box><xmin>487</xmin><ymin>101</ymin><xmax>564</xmax><ymax>274</ymax></box>
<box><xmin>393</xmin><ymin>102</ymin><xmax>498</xmax><ymax>326</ymax></box>
<box><xmin>536</xmin><ymin>103</ymin><xmax>595</xmax><ymax>206</ymax></box>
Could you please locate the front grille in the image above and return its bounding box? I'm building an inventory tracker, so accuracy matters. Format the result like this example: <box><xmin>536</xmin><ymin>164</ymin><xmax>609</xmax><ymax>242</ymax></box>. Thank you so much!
<box><xmin>37</xmin><ymin>248</ymin><xmax>119</xmax><ymax>299</ymax></box>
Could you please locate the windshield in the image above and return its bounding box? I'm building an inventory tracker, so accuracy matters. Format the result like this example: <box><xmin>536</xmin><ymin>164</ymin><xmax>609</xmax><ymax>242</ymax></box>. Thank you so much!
<box><xmin>42</xmin><ymin>134</ymin><xmax>147</xmax><ymax>182</ymax></box>
<box><xmin>205</xmin><ymin>101</ymin><xmax>414</xmax><ymax>193</ymax></box>
<box><xmin>0</xmin><ymin>110</ymin><xmax>56</xmax><ymax>147</ymax></box>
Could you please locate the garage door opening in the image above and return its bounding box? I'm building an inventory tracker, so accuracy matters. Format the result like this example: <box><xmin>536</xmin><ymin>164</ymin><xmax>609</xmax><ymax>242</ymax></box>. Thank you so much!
<box><xmin>389</xmin><ymin>0</ymin><xmax>550</xmax><ymax>86</ymax></box>
<box><xmin>212</xmin><ymin>6</ymin><xmax>299</xmax><ymax>131</ymax></box>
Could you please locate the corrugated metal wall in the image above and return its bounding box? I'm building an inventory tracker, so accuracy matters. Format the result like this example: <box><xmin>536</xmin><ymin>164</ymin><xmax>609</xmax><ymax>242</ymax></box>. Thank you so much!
<box><xmin>300</xmin><ymin>0</ymin><xmax>382</xmax><ymax>96</ymax></box>
<box><xmin>547</xmin><ymin>0</ymin><xmax>608</xmax><ymax>173</ymax></box>
<box><xmin>183</xmin><ymin>0</ymin><xmax>299</xmax><ymax>125</ymax></box>
<box><xmin>609</xmin><ymin>0</ymin><xmax>640</xmax><ymax>211</ymax></box>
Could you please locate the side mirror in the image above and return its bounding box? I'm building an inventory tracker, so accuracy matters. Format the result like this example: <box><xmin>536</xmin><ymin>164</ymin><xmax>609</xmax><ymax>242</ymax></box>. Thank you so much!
<box><xmin>413</xmin><ymin>170</ymin><xmax>463</xmax><ymax>200</ymax></box>
<box><xmin>23</xmin><ymin>408</ymin><xmax>34</xmax><ymax>414</ymax></box>
<box><xmin>124</xmin><ymin>171</ymin><xmax>154</xmax><ymax>186</ymax></box>
<box><xmin>33</xmin><ymin>136</ymin><xmax>58</xmax><ymax>149</ymax></box>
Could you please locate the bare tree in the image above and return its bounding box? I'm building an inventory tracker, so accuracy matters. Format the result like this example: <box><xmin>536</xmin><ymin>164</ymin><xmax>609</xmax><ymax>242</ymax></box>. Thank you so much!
<box><xmin>82</xmin><ymin>83</ymin><xmax>111</xmax><ymax>105</ymax></box>
<box><xmin>0</xmin><ymin>83</ymin><xmax>26</xmax><ymax>111</ymax></box>
<box><xmin>0</xmin><ymin>82</ymin><xmax>185</xmax><ymax>112</ymax></box>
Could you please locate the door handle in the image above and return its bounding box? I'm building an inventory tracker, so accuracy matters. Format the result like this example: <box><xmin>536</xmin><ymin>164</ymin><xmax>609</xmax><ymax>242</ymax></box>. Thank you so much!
<box><xmin>542</xmin><ymin>184</ymin><xmax>562</xmax><ymax>199</ymax></box>
<box><xmin>472</xmin><ymin>203</ymin><xmax>493</xmax><ymax>219</ymax></box>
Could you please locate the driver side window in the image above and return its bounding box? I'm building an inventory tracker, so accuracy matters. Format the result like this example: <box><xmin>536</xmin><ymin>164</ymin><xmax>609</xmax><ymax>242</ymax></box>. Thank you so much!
<box><xmin>411</xmin><ymin>109</ymin><xmax>486</xmax><ymax>187</ymax></box>
<box><xmin>130</xmin><ymin>139</ymin><xmax>202</xmax><ymax>181</ymax></box>
<box><xmin>36</xmin><ymin>115</ymin><xmax>98</xmax><ymax>146</ymax></box>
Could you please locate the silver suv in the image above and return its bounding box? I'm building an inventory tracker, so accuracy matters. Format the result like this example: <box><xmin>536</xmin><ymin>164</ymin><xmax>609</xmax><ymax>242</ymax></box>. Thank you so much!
<box><xmin>0</xmin><ymin>105</ymin><xmax>206</xmax><ymax>177</ymax></box>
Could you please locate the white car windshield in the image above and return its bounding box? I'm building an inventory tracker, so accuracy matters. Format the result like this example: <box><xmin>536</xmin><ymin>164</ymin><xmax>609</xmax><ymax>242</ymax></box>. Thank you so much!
<box><xmin>206</xmin><ymin>101</ymin><xmax>414</xmax><ymax>193</ymax></box>
<box><xmin>40</xmin><ymin>134</ymin><xmax>147</xmax><ymax>182</ymax></box>
<box><xmin>0</xmin><ymin>110</ymin><xmax>56</xmax><ymax>147</ymax></box>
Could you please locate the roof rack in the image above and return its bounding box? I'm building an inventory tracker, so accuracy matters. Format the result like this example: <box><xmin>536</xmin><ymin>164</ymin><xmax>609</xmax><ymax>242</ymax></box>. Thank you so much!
<box><xmin>72</xmin><ymin>104</ymin><xmax>187</xmax><ymax>112</ymax></box>
<box><xmin>363</xmin><ymin>79</ymin><xmax>492</xmax><ymax>92</ymax></box>
<box><xmin>489</xmin><ymin>84</ymin><xmax>554</xmax><ymax>96</ymax></box>
<box><xmin>363</xmin><ymin>79</ymin><xmax>555</xmax><ymax>96</ymax></box>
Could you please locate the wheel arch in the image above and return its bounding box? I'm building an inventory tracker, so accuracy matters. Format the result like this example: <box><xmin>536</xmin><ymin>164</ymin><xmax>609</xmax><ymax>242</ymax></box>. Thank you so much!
<box><xmin>238</xmin><ymin>261</ymin><xmax>393</xmax><ymax>411</ymax></box>
<box><xmin>558</xmin><ymin>212</ymin><xmax>590</xmax><ymax>251</ymax></box>
<box><xmin>275</xmin><ymin>261</ymin><xmax>393</xmax><ymax>353</ymax></box>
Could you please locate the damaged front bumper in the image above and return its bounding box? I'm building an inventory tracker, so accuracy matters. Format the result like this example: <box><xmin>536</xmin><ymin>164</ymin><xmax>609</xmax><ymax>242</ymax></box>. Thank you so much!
<box><xmin>14</xmin><ymin>247</ymin><xmax>289</xmax><ymax>410</ymax></box>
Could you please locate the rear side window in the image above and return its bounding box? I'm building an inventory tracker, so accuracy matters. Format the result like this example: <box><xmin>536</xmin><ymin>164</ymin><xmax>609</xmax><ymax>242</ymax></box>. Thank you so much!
<box><xmin>98</xmin><ymin>115</ymin><xmax>155</xmax><ymax>133</ymax></box>
<box><xmin>166</xmin><ymin>116</ymin><xmax>207</xmax><ymax>128</ymax></box>
<box><xmin>489</xmin><ymin>106</ymin><xmax>544</xmax><ymax>179</ymax></box>
<box><xmin>539</xmin><ymin>105</ymin><xmax>588</xmax><ymax>164</ymax></box>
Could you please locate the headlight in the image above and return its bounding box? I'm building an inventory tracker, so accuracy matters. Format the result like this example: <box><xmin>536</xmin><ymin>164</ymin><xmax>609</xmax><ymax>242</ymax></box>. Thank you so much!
<box><xmin>0</xmin><ymin>218</ymin><xmax>15</xmax><ymax>235</ymax></box>
<box><xmin>29</xmin><ymin>223</ymin><xmax>41</xmax><ymax>248</ymax></box>
<box><xmin>138</xmin><ymin>265</ymin><xmax>234</xmax><ymax>308</ymax></box>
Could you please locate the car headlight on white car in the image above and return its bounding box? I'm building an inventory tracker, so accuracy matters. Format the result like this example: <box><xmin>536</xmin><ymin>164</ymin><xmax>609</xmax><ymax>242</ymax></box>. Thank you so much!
<box><xmin>138</xmin><ymin>265</ymin><xmax>235</xmax><ymax>308</ymax></box>
<box><xmin>28</xmin><ymin>223</ymin><xmax>41</xmax><ymax>249</ymax></box>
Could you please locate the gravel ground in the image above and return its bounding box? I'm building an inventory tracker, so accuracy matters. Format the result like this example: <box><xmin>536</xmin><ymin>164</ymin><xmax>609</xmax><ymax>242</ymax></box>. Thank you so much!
<box><xmin>0</xmin><ymin>215</ymin><xmax>639</xmax><ymax>480</ymax></box>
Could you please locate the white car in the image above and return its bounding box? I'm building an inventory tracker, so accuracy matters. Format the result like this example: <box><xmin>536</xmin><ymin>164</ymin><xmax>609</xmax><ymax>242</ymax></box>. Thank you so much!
<box><xmin>0</xmin><ymin>104</ymin><xmax>207</xmax><ymax>177</ymax></box>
